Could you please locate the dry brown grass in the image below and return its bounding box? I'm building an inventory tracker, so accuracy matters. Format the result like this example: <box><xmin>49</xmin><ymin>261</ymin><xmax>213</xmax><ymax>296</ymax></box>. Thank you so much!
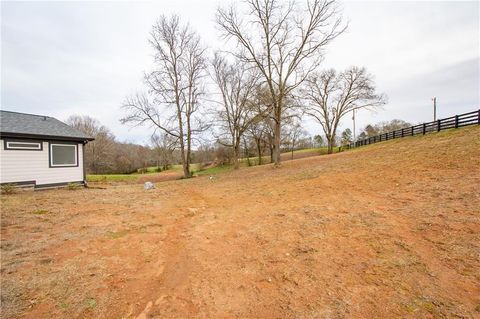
<box><xmin>1</xmin><ymin>126</ymin><xmax>479</xmax><ymax>318</ymax></box>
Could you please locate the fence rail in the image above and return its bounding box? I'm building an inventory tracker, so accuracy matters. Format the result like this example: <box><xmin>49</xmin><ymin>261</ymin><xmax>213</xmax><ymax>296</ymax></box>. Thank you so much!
<box><xmin>346</xmin><ymin>109</ymin><xmax>480</xmax><ymax>149</ymax></box>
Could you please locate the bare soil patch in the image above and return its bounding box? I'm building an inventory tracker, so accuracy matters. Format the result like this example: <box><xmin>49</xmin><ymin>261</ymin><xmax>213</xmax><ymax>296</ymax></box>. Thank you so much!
<box><xmin>1</xmin><ymin>127</ymin><xmax>479</xmax><ymax>318</ymax></box>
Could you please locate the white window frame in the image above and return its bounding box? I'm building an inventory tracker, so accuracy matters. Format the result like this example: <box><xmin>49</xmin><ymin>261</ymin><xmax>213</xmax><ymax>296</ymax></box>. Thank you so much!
<box><xmin>50</xmin><ymin>143</ymin><xmax>78</xmax><ymax>167</ymax></box>
<box><xmin>5</xmin><ymin>141</ymin><xmax>42</xmax><ymax>150</ymax></box>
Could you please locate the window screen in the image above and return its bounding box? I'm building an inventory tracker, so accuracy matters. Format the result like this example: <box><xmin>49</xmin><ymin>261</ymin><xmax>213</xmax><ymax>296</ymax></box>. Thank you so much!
<box><xmin>51</xmin><ymin>144</ymin><xmax>77</xmax><ymax>166</ymax></box>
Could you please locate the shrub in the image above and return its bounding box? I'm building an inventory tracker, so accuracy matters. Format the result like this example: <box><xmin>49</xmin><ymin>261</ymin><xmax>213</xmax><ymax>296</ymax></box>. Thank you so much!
<box><xmin>66</xmin><ymin>183</ymin><xmax>81</xmax><ymax>190</ymax></box>
<box><xmin>1</xmin><ymin>184</ymin><xmax>15</xmax><ymax>195</ymax></box>
<box><xmin>137</xmin><ymin>167</ymin><xmax>148</xmax><ymax>174</ymax></box>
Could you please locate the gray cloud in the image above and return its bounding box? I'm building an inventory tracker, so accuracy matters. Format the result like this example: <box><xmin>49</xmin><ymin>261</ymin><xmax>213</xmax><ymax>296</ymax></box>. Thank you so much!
<box><xmin>2</xmin><ymin>1</ymin><xmax>479</xmax><ymax>142</ymax></box>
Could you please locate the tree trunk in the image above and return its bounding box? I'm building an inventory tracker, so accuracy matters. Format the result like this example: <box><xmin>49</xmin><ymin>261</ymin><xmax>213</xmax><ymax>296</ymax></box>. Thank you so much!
<box><xmin>185</xmin><ymin>111</ymin><xmax>193</xmax><ymax>178</ymax></box>
<box><xmin>182</xmin><ymin>153</ymin><xmax>190</xmax><ymax>177</ymax></box>
<box><xmin>233</xmin><ymin>143</ymin><xmax>240</xmax><ymax>169</ymax></box>
<box><xmin>256</xmin><ymin>138</ymin><xmax>262</xmax><ymax>165</ymax></box>
<box><xmin>243</xmin><ymin>137</ymin><xmax>251</xmax><ymax>167</ymax></box>
<box><xmin>327</xmin><ymin>137</ymin><xmax>334</xmax><ymax>154</ymax></box>
<box><xmin>291</xmin><ymin>140</ymin><xmax>295</xmax><ymax>160</ymax></box>
<box><xmin>179</xmin><ymin>133</ymin><xmax>189</xmax><ymax>177</ymax></box>
<box><xmin>272</xmin><ymin>119</ymin><xmax>281</xmax><ymax>165</ymax></box>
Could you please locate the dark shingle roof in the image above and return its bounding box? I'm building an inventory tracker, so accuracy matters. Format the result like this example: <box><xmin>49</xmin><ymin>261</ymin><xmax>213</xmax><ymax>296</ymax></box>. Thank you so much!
<box><xmin>0</xmin><ymin>110</ymin><xmax>94</xmax><ymax>141</ymax></box>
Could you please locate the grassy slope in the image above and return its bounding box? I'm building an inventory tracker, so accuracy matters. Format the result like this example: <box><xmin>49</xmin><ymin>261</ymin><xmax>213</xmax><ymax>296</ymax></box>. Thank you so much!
<box><xmin>87</xmin><ymin>126</ymin><xmax>477</xmax><ymax>183</ymax></box>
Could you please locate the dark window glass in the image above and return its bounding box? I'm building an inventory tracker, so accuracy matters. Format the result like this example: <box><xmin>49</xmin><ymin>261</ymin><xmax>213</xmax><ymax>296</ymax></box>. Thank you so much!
<box><xmin>51</xmin><ymin>144</ymin><xmax>76</xmax><ymax>166</ymax></box>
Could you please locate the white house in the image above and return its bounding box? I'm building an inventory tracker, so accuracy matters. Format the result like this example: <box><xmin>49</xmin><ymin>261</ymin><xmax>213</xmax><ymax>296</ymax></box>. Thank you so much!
<box><xmin>0</xmin><ymin>110</ymin><xmax>94</xmax><ymax>189</ymax></box>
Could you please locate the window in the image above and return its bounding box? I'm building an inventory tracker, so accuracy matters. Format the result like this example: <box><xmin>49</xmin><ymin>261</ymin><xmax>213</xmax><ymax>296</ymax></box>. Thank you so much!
<box><xmin>5</xmin><ymin>140</ymin><xmax>42</xmax><ymax>150</ymax></box>
<box><xmin>50</xmin><ymin>143</ymin><xmax>77</xmax><ymax>167</ymax></box>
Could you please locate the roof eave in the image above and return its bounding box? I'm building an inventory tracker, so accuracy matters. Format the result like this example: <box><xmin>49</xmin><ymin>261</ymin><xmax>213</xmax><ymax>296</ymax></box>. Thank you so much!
<box><xmin>0</xmin><ymin>132</ymin><xmax>95</xmax><ymax>142</ymax></box>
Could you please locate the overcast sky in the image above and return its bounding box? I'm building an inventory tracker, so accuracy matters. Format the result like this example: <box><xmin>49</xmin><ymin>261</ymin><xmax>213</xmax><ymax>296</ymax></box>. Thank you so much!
<box><xmin>2</xmin><ymin>0</ymin><xmax>479</xmax><ymax>144</ymax></box>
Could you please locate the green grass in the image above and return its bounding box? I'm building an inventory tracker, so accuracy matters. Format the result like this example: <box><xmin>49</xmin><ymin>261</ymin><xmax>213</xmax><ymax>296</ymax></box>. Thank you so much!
<box><xmin>144</xmin><ymin>163</ymin><xmax>200</xmax><ymax>173</ymax></box>
<box><xmin>171</xmin><ymin>163</ymin><xmax>200</xmax><ymax>171</ymax></box>
<box><xmin>195</xmin><ymin>165</ymin><xmax>233</xmax><ymax>176</ymax></box>
<box><xmin>87</xmin><ymin>164</ymin><xmax>202</xmax><ymax>183</ymax></box>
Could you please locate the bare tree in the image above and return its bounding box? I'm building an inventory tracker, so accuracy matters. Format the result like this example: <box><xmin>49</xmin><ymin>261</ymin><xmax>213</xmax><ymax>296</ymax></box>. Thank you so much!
<box><xmin>66</xmin><ymin>115</ymin><xmax>116</xmax><ymax>174</ymax></box>
<box><xmin>151</xmin><ymin>133</ymin><xmax>176</xmax><ymax>170</ymax></box>
<box><xmin>211</xmin><ymin>53</ymin><xmax>260</xmax><ymax>168</ymax></box>
<box><xmin>313</xmin><ymin>134</ymin><xmax>324</xmax><ymax>147</ymax></box>
<box><xmin>303</xmin><ymin>66</ymin><xmax>387</xmax><ymax>154</ymax></box>
<box><xmin>121</xmin><ymin>15</ymin><xmax>207</xmax><ymax>178</ymax></box>
<box><xmin>216</xmin><ymin>0</ymin><xmax>346</xmax><ymax>165</ymax></box>
<box><xmin>283</xmin><ymin>120</ymin><xmax>307</xmax><ymax>160</ymax></box>
<box><xmin>247</xmin><ymin>119</ymin><xmax>269</xmax><ymax>165</ymax></box>
<box><xmin>340</xmin><ymin>128</ymin><xmax>352</xmax><ymax>146</ymax></box>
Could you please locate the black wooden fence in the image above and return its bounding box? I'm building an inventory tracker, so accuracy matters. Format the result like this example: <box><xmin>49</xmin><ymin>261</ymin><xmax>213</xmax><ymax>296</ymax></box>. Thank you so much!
<box><xmin>346</xmin><ymin>109</ymin><xmax>480</xmax><ymax>149</ymax></box>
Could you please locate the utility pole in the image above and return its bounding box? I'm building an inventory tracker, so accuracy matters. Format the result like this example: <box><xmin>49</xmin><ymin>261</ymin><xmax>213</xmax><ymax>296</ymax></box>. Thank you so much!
<box><xmin>432</xmin><ymin>97</ymin><xmax>437</xmax><ymax>121</ymax></box>
<box><xmin>352</xmin><ymin>108</ymin><xmax>356</xmax><ymax>142</ymax></box>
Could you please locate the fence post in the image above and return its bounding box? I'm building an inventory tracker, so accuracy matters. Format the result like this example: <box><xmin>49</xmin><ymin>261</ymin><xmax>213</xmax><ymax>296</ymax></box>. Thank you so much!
<box><xmin>411</xmin><ymin>126</ymin><xmax>414</xmax><ymax>136</ymax></box>
<box><xmin>386</xmin><ymin>133</ymin><xmax>388</xmax><ymax>140</ymax></box>
<box><xmin>393</xmin><ymin>130</ymin><xmax>396</xmax><ymax>139</ymax></box>
<box><xmin>437</xmin><ymin>119</ymin><xmax>441</xmax><ymax>132</ymax></box>
<box><xmin>422</xmin><ymin>123</ymin><xmax>426</xmax><ymax>135</ymax></box>
<box><xmin>478</xmin><ymin>109</ymin><xmax>480</xmax><ymax>125</ymax></box>
<box><xmin>401</xmin><ymin>128</ymin><xmax>404</xmax><ymax>137</ymax></box>
<box><xmin>455</xmin><ymin>115</ymin><xmax>459</xmax><ymax>128</ymax></box>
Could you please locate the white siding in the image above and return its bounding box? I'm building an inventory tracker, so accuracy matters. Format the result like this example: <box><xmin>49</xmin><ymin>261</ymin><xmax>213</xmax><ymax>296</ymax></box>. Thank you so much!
<box><xmin>0</xmin><ymin>140</ymin><xmax>84</xmax><ymax>186</ymax></box>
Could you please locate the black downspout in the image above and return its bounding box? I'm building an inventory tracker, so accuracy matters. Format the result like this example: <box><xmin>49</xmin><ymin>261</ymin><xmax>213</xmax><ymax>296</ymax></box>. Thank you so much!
<box><xmin>82</xmin><ymin>142</ymin><xmax>87</xmax><ymax>187</ymax></box>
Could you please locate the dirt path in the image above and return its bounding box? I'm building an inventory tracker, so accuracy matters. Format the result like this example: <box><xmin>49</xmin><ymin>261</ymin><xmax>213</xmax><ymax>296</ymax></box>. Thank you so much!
<box><xmin>134</xmin><ymin>190</ymin><xmax>207</xmax><ymax>319</ymax></box>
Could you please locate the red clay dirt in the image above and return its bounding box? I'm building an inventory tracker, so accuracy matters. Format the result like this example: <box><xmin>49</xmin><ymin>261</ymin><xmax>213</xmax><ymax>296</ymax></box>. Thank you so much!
<box><xmin>1</xmin><ymin>126</ymin><xmax>479</xmax><ymax>318</ymax></box>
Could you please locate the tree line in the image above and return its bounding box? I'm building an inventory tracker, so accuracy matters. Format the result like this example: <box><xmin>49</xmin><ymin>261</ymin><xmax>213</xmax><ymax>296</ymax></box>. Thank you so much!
<box><xmin>73</xmin><ymin>0</ymin><xmax>395</xmax><ymax>177</ymax></box>
<box><xmin>67</xmin><ymin>114</ymin><xmax>314</xmax><ymax>174</ymax></box>
<box><xmin>69</xmin><ymin>113</ymin><xmax>410</xmax><ymax>175</ymax></box>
